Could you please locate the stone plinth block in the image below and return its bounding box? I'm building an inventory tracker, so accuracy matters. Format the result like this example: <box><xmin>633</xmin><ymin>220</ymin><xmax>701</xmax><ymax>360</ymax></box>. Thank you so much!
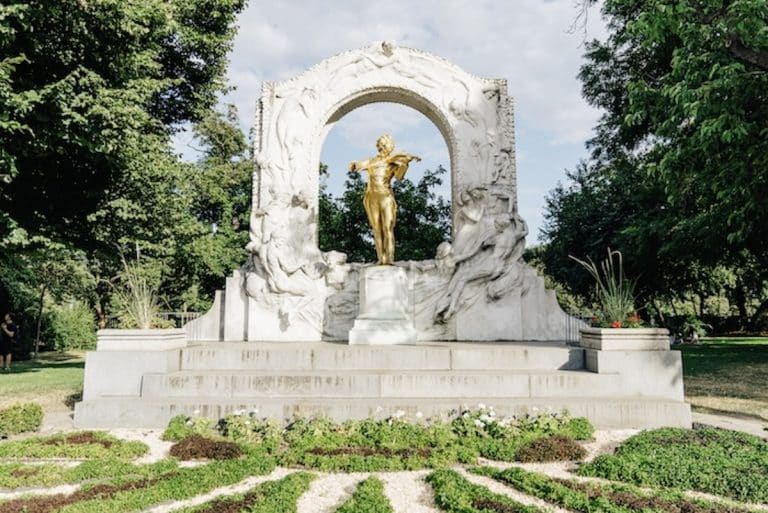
<box><xmin>96</xmin><ymin>328</ymin><xmax>187</xmax><ymax>351</ymax></box>
<box><xmin>349</xmin><ymin>265</ymin><xmax>416</xmax><ymax>345</ymax></box>
<box><xmin>579</xmin><ymin>327</ymin><xmax>670</xmax><ymax>351</ymax></box>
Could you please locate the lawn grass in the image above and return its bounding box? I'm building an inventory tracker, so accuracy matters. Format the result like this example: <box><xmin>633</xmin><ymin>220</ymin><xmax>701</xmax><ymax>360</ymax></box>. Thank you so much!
<box><xmin>674</xmin><ymin>337</ymin><xmax>768</xmax><ymax>420</ymax></box>
<box><xmin>0</xmin><ymin>351</ymin><xmax>85</xmax><ymax>413</ymax></box>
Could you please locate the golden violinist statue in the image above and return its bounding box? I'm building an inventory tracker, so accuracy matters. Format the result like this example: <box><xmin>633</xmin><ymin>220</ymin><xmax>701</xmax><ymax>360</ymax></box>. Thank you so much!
<box><xmin>349</xmin><ymin>134</ymin><xmax>421</xmax><ymax>265</ymax></box>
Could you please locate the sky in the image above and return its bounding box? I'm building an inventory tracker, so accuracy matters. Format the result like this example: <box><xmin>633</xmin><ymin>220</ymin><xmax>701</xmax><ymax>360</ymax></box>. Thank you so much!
<box><xmin>174</xmin><ymin>0</ymin><xmax>608</xmax><ymax>242</ymax></box>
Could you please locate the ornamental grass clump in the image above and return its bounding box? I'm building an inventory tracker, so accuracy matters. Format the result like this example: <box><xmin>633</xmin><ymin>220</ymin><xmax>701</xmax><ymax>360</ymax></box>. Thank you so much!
<box><xmin>111</xmin><ymin>261</ymin><xmax>172</xmax><ymax>329</ymax></box>
<box><xmin>570</xmin><ymin>248</ymin><xmax>641</xmax><ymax>328</ymax></box>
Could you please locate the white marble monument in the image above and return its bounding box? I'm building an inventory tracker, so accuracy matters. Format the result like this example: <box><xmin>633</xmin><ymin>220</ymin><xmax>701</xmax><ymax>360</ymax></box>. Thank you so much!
<box><xmin>186</xmin><ymin>41</ymin><xmax>576</xmax><ymax>342</ymax></box>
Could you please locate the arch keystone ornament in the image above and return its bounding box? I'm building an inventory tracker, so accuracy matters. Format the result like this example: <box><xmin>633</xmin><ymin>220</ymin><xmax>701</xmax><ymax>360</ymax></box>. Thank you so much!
<box><xmin>186</xmin><ymin>41</ymin><xmax>575</xmax><ymax>342</ymax></box>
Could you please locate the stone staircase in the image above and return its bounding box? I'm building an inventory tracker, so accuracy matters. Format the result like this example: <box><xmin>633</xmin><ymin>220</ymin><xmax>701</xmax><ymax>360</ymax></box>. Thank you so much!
<box><xmin>75</xmin><ymin>341</ymin><xmax>691</xmax><ymax>429</ymax></box>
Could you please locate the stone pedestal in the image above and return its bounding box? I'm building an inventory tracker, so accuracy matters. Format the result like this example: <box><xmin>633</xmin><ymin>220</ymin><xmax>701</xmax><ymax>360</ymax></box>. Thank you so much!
<box><xmin>348</xmin><ymin>265</ymin><xmax>416</xmax><ymax>345</ymax></box>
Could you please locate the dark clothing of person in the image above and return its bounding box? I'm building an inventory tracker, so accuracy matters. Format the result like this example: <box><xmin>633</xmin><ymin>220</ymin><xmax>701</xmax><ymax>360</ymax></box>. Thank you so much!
<box><xmin>0</xmin><ymin>322</ymin><xmax>17</xmax><ymax>355</ymax></box>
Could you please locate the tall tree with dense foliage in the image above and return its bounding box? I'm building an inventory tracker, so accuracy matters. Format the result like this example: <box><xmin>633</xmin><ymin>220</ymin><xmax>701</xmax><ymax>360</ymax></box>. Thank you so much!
<box><xmin>0</xmin><ymin>0</ymin><xmax>246</xmax><ymax>342</ymax></box>
<box><xmin>542</xmin><ymin>0</ymin><xmax>768</xmax><ymax>329</ymax></box>
<box><xmin>0</xmin><ymin>0</ymin><xmax>245</xmax><ymax>249</ymax></box>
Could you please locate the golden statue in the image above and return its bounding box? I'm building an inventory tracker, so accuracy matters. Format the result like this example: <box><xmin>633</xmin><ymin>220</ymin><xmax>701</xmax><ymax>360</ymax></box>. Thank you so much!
<box><xmin>349</xmin><ymin>134</ymin><xmax>421</xmax><ymax>265</ymax></box>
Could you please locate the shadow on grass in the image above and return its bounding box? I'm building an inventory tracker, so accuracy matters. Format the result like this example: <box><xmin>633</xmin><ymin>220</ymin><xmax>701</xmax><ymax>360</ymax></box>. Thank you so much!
<box><xmin>677</xmin><ymin>344</ymin><xmax>768</xmax><ymax>377</ymax></box>
<box><xmin>8</xmin><ymin>360</ymin><xmax>85</xmax><ymax>375</ymax></box>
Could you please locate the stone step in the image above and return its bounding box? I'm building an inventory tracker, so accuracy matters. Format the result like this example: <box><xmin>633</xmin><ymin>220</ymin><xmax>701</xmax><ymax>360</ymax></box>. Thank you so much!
<box><xmin>74</xmin><ymin>396</ymin><xmax>692</xmax><ymax>430</ymax></box>
<box><xmin>180</xmin><ymin>341</ymin><xmax>585</xmax><ymax>371</ymax></box>
<box><xmin>141</xmin><ymin>369</ymin><xmax>620</xmax><ymax>399</ymax></box>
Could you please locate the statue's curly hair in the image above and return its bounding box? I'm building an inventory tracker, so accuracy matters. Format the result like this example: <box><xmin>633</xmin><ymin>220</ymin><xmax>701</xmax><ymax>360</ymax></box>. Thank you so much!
<box><xmin>376</xmin><ymin>134</ymin><xmax>395</xmax><ymax>154</ymax></box>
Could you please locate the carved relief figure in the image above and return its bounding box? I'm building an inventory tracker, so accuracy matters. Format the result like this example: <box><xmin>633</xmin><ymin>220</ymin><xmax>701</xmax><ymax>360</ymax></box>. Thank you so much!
<box><xmin>274</xmin><ymin>86</ymin><xmax>316</xmax><ymax>171</ymax></box>
<box><xmin>435</xmin><ymin>212</ymin><xmax>526</xmax><ymax>322</ymax></box>
<box><xmin>328</xmin><ymin>41</ymin><xmax>437</xmax><ymax>91</ymax></box>
<box><xmin>349</xmin><ymin>134</ymin><xmax>421</xmax><ymax>265</ymax></box>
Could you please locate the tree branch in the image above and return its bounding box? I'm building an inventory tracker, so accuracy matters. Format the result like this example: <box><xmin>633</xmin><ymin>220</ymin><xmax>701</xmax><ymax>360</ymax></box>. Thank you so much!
<box><xmin>727</xmin><ymin>38</ymin><xmax>768</xmax><ymax>72</ymax></box>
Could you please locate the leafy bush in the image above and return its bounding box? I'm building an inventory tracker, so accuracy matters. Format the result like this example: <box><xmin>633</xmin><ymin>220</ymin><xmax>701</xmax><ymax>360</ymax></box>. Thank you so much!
<box><xmin>1</xmin><ymin>455</ymin><xmax>275</xmax><ymax>513</ymax></box>
<box><xmin>179</xmin><ymin>471</ymin><xmax>314</xmax><ymax>513</ymax></box>
<box><xmin>169</xmin><ymin>435</ymin><xmax>242</xmax><ymax>460</ymax></box>
<box><xmin>515</xmin><ymin>435</ymin><xmax>587</xmax><ymax>462</ymax></box>
<box><xmin>578</xmin><ymin>427</ymin><xmax>768</xmax><ymax>503</ymax></box>
<box><xmin>450</xmin><ymin>407</ymin><xmax>593</xmax><ymax>461</ymax></box>
<box><xmin>169</xmin><ymin>408</ymin><xmax>594</xmax><ymax>471</ymax></box>
<box><xmin>0</xmin><ymin>402</ymin><xmax>43</xmax><ymax>436</ymax></box>
<box><xmin>162</xmin><ymin>414</ymin><xmax>215</xmax><ymax>441</ymax></box>
<box><xmin>426</xmin><ymin>469</ymin><xmax>542</xmax><ymax>513</ymax></box>
<box><xmin>0</xmin><ymin>459</ymin><xmax>177</xmax><ymax>489</ymax></box>
<box><xmin>335</xmin><ymin>476</ymin><xmax>393</xmax><ymax>513</ymax></box>
<box><xmin>0</xmin><ymin>431</ymin><xmax>148</xmax><ymax>459</ymax></box>
<box><xmin>473</xmin><ymin>465</ymin><xmax>754</xmax><ymax>513</ymax></box>
<box><xmin>47</xmin><ymin>302</ymin><xmax>97</xmax><ymax>351</ymax></box>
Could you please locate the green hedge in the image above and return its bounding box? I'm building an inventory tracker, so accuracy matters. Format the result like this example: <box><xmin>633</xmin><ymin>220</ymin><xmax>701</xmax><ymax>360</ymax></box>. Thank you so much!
<box><xmin>578</xmin><ymin>427</ymin><xmax>768</xmax><ymax>503</ymax></box>
<box><xmin>473</xmin><ymin>465</ymin><xmax>755</xmax><ymax>513</ymax></box>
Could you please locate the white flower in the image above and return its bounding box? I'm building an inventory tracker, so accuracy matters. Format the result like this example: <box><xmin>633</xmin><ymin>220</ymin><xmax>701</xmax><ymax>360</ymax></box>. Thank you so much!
<box><xmin>415</xmin><ymin>411</ymin><xmax>423</xmax><ymax>419</ymax></box>
<box><xmin>193</xmin><ymin>409</ymin><xmax>201</xmax><ymax>416</ymax></box>
<box><xmin>375</xmin><ymin>406</ymin><xmax>384</xmax><ymax>413</ymax></box>
<box><xmin>478</xmin><ymin>403</ymin><xmax>486</xmax><ymax>410</ymax></box>
<box><xmin>531</xmin><ymin>407</ymin><xmax>539</xmax><ymax>413</ymax></box>
<box><xmin>394</xmin><ymin>409</ymin><xmax>405</xmax><ymax>418</ymax></box>
<box><xmin>233</xmin><ymin>409</ymin><xmax>245</xmax><ymax>416</ymax></box>
<box><xmin>474</xmin><ymin>419</ymin><xmax>484</xmax><ymax>428</ymax></box>
<box><xmin>479</xmin><ymin>414</ymin><xmax>492</xmax><ymax>423</ymax></box>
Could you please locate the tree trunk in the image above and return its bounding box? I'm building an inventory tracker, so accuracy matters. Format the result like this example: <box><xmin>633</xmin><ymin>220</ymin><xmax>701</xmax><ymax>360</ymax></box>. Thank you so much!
<box><xmin>734</xmin><ymin>284</ymin><xmax>748</xmax><ymax>332</ymax></box>
<box><xmin>34</xmin><ymin>285</ymin><xmax>47</xmax><ymax>358</ymax></box>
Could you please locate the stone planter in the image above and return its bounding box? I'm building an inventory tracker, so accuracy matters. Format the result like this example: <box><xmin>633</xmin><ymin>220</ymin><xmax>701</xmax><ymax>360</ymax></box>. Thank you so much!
<box><xmin>579</xmin><ymin>327</ymin><xmax>670</xmax><ymax>351</ymax></box>
<box><xmin>96</xmin><ymin>328</ymin><xmax>187</xmax><ymax>351</ymax></box>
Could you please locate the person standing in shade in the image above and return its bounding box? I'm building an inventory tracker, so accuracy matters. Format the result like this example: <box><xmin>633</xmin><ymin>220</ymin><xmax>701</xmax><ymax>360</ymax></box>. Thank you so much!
<box><xmin>1</xmin><ymin>313</ymin><xmax>17</xmax><ymax>372</ymax></box>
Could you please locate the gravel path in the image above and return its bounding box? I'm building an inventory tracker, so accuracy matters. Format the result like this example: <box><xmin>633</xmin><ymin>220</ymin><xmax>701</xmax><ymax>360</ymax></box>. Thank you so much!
<box><xmin>296</xmin><ymin>472</ymin><xmax>365</xmax><ymax>513</ymax></box>
<box><xmin>379</xmin><ymin>470</ymin><xmax>438</xmax><ymax>513</ymax></box>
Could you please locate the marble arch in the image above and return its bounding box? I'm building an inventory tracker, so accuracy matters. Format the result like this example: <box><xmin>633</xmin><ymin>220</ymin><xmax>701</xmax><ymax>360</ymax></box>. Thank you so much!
<box><xmin>186</xmin><ymin>41</ymin><xmax>572</xmax><ymax>343</ymax></box>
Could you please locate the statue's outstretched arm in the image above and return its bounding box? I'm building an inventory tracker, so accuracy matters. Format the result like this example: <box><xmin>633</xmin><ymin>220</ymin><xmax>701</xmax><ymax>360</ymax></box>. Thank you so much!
<box><xmin>349</xmin><ymin>157</ymin><xmax>372</xmax><ymax>172</ymax></box>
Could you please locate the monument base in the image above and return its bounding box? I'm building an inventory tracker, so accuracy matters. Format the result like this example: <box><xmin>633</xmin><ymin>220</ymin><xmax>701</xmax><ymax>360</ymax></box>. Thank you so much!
<box><xmin>348</xmin><ymin>265</ymin><xmax>417</xmax><ymax>345</ymax></box>
<box><xmin>349</xmin><ymin>319</ymin><xmax>418</xmax><ymax>345</ymax></box>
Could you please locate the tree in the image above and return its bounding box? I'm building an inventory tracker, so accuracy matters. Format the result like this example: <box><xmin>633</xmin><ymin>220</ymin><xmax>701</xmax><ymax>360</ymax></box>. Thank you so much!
<box><xmin>541</xmin><ymin>0</ymin><xmax>768</xmax><ymax>330</ymax></box>
<box><xmin>0</xmin><ymin>0</ymin><xmax>245</xmax><ymax>251</ymax></box>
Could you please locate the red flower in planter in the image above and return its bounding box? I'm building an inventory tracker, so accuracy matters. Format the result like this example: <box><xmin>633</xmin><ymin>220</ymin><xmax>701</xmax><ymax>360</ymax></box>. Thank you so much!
<box><xmin>610</xmin><ymin>320</ymin><xmax>623</xmax><ymax>328</ymax></box>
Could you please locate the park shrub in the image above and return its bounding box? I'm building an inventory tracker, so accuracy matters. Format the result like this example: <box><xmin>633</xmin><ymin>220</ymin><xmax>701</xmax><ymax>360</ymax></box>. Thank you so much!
<box><xmin>47</xmin><ymin>302</ymin><xmax>97</xmax><ymax>351</ymax></box>
<box><xmin>426</xmin><ymin>469</ymin><xmax>543</xmax><ymax>513</ymax></box>
<box><xmin>169</xmin><ymin>435</ymin><xmax>243</xmax><ymax>460</ymax></box>
<box><xmin>473</xmin><ymin>465</ymin><xmax>756</xmax><ymax>513</ymax></box>
<box><xmin>0</xmin><ymin>402</ymin><xmax>43</xmax><ymax>436</ymax></box>
<box><xmin>333</xmin><ymin>476</ymin><xmax>394</xmax><ymax>513</ymax></box>
<box><xmin>450</xmin><ymin>407</ymin><xmax>593</xmax><ymax>461</ymax></box>
<box><xmin>0</xmin><ymin>431</ymin><xmax>148</xmax><ymax>459</ymax></box>
<box><xmin>177</xmin><ymin>471</ymin><xmax>314</xmax><ymax>513</ymax></box>
<box><xmin>0</xmin><ymin>459</ymin><xmax>177</xmax><ymax>489</ymax></box>
<box><xmin>0</xmin><ymin>455</ymin><xmax>275</xmax><ymax>513</ymax></box>
<box><xmin>515</xmin><ymin>435</ymin><xmax>587</xmax><ymax>462</ymax></box>
<box><xmin>162</xmin><ymin>414</ymin><xmax>215</xmax><ymax>441</ymax></box>
<box><xmin>577</xmin><ymin>427</ymin><xmax>768</xmax><ymax>504</ymax></box>
<box><xmin>162</xmin><ymin>408</ymin><xmax>594</xmax><ymax>471</ymax></box>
